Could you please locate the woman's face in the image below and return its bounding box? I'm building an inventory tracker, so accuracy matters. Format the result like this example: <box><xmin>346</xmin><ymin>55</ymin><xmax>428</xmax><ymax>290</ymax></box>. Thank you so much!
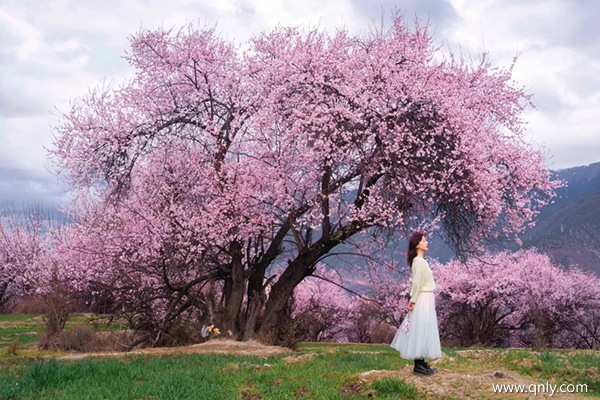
<box><xmin>416</xmin><ymin>236</ymin><xmax>429</xmax><ymax>252</ymax></box>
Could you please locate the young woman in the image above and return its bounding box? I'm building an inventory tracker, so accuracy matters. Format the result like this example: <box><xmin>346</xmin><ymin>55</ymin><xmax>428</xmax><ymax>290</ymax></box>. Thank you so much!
<box><xmin>390</xmin><ymin>231</ymin><xmax>442</xmax><ymax>375</ymax></box>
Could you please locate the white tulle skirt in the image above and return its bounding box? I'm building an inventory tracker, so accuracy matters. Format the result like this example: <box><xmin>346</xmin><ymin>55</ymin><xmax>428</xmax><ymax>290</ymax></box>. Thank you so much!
<box><xmin>390</xmin><ymin>292</ymin><xmax>442</xmax><ymax>360</ymax></box>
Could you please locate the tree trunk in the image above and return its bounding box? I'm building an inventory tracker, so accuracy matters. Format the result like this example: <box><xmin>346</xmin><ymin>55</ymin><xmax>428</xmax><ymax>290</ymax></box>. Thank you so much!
<box><xmin>241</xmin><ymin>263</ymin><xmax>266</xmax><ymax>340</ymax></box>
<box><xmin>242</xmin><ymin>290</ymin><xmax>266</xmax><ymax>341</ymax></box>
<box><xmin>221</xmin><ymin>241</ymin><xmax>246</xmax><ymax>337</ymax></box>
<box><xmin>257</xmin><ymin>256</ymin><xmax>312</xmax><ymax>342</ymax></box>
<box><xmin>0</xmin><ymin>281</ymin><xmax>9</xmax><ymax>311</ymax></box>
<box><xmin>258</xmin><ymin>222</ymin><xmax>362</xmax><ymax>341</ymax></box>
<box><xmin>241</xmin><ymin>223</ymin><xmax>290</xmax><ymax>340</ymax></box>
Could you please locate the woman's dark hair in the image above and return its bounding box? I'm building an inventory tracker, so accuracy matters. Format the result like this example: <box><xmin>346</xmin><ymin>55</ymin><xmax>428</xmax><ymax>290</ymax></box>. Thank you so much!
<box><xmin>406</xmin><ymin>231</ymin><xmax>425</xmax><ymax>267</ymax></box>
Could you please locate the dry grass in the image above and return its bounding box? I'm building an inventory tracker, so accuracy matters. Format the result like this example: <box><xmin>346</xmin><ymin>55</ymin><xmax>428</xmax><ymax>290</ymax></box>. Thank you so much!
<box><xmin>58</xmin><ymin>338</ymin><xmax>293</xmax><ymax>360</ymax></box>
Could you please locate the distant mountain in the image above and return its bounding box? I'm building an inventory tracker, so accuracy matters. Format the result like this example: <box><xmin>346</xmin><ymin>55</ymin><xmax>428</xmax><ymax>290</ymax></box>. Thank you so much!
<box><xmin>551</xmin><ymin>162</ymin><xmax>600</xmax><ymax>208</ymax></box>
<box><xmin>520</xmin><ymin>161</ymin><xmax>600</xmax><ymax>275</ymax></box>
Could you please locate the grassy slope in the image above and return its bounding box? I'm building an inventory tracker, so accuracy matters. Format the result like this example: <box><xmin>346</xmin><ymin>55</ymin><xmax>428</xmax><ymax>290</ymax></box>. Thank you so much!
<box><xmin>0</xmin><ymin>315</ymin><xmax>598</xmax><ymax>399</ymax></box>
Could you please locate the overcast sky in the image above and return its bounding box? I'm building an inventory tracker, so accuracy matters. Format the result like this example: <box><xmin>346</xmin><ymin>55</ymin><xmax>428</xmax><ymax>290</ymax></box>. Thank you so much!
<box><xmin>1</xmin><ymin>0</ymin><xmax>599</xmax><ymax>208</ymax></box>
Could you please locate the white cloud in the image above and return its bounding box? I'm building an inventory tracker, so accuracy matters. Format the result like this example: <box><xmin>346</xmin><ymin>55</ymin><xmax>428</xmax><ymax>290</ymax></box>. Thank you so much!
<box><xmin>442</xmin><ymin>0</ymin><xmax>600</xmax><ymax>168</ymax></box>
<box><xmin>0</xmin><ymin>8</ymin><xmax>43</xmax><ymax>61</ymax></box>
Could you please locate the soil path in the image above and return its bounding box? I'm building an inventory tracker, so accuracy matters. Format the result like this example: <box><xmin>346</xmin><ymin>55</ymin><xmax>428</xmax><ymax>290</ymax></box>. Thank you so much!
<box><xmin>58</xmin><ymin>339</ymin><xmax>292</xmax><ymax>360</ymax></box>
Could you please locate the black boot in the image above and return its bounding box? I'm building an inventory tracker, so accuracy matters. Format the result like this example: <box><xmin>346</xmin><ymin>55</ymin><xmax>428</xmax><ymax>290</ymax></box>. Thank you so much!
<box><xmin>423</xmin><ymin>360</ymin><xmax>437</xmax><ymax>373</ymax></box>
<box><xmin>413</xmin><ymin>359</ymin><xmax>434</xmax><ymax>375</ymax></box>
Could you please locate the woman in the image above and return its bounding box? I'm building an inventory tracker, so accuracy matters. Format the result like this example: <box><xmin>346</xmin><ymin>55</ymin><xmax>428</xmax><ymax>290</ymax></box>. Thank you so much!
<box><xmin>390</xmin><ymin>231</ymin><xmax>441</xmax><ymax>375</ymax></box>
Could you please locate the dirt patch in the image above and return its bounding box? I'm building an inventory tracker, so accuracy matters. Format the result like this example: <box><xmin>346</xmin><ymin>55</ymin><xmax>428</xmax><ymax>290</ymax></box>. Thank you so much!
<box><xmin>282</xmin><ymin>352</ymin><xmax>317</xmax><ymax>364</ymax></box>
<box><xmin>339</xmin><ymin>381</ymin><xmax>376</xmax><ymax>398</ymax></box>
<box><xmin>363</xmin><ymin>366</ymin><xmax>590</xmax><ymax>400</ymax></box>
<box><xmin>359</xmin><ymin>370</ymin><xmax>397</xmax><ymax>383</ymax></box>
<box><xmin>455</xmin><ymin>349</ymin><xmax>502</xmax><ymax>361</ymax></box>
<box><xmin>240</xmin><ymin>387</ymin><xmax>263</xmax><ymax>400</ymax></box>
<box><xmin>58</xmin><ymin>339</ymin><xmax>293</xmax><ymax>360</ymax></box>
<box><xmin>294</xmin><ymin>385</ymin><xmax>311</xmax><ymax>398</ymax></box>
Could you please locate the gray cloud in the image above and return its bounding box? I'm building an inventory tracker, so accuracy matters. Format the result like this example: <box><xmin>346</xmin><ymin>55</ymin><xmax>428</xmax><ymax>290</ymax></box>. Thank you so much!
<box><xmin>45</xmin><ymin>31</ymin><xmax>130</xmax><ymax>77</ymax></box>
<box><xmin>500</xmin><ymin>0</ymin><xmax>600</xmax><ymax>50</ymax></box>
<box><xmin>0</xmin><ymin>164</ymin><xmax>68</xmax><ymax>207</ymax></box>
<box><xmin>0</xmin><ymin>29</ymin><xmax>19</xmax><ymax>65</ymax></box>
<box><xmin>0</xmin><ymin>21</ymin><xmax>47</xmax><ymax>117</ymax></box>
<box><xmin>571</xmin><ymin>2</ymin><xmax>600</xmax><ymax>49</ymax></box>
<box><xmin>0</xmin><ymin>82</ymin><xmax>46</xmax><ymax>118</ymax></box>
<box><xmin>349</xmin><ymin>0</ymin><xmax>459</xmax><ymax>31</ymax></box>
<box><xmin>529</xmin><ymin>86</ymin><xmax>569</xmax><ymax>115</ymax></box>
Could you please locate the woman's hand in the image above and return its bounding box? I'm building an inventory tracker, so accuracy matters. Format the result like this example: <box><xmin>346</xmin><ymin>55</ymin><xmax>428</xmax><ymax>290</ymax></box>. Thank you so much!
<box><xmin>407</xmin><ymin>302</ymin><xmax>415</xmax><ymax>312</ymax></box>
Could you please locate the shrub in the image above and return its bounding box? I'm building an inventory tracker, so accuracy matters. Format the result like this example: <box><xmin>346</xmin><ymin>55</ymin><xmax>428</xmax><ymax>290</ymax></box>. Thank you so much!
<box><xmin>40</xmin><ymin>325</ymin><xmax>145</xmax><ymax>352</ymax></box>
<box><xmin>370</xmin><ymin>321</ymin><xmax>397</xmax><ymax>344</ymax></box>
<box><xmin>12</xmin><ymin>296</ymin><xmax>48</xmax><ymax>314</ymax></box>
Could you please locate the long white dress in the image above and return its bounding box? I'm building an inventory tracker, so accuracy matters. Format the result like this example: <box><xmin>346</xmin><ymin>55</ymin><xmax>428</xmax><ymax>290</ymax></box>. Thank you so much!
<box><xmin>390</xmin><ymin>257</ymin><xmax>442</xmax><ymax>360</ymax></box>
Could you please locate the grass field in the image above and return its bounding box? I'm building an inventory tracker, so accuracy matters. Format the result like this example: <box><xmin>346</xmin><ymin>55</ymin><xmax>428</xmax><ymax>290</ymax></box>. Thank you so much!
<box><xmin>0</xmin><ymin>314</ymin><xmax>598</xmax><ymax>399</ymax></box>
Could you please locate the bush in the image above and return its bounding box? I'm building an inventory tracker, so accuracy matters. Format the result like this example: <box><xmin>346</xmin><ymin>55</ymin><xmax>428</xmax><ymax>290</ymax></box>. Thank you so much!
<box><xmin>39</xmin><ymin>326</ymin><xmax>144</xmax><ymax>352</ymax></box>
<box><xmin>54</xmin><ymin>326</ymin><xmax>97</xmax><ymax>352</ymax></box>
<box><xmin>5</xmin><ymin>339</ymin><xmax>20</xmax><ymax>356</ymax></box>
<box><xmin>161</xmin><ymin>321</ymin><xmax>203</xmax><ymax>347</ymax></box>
<box><xmin>12</xmin><ymin>296</ymin><xmax>48</xmax><ymax>314</ymax></box>
<box><xmin>370</xmin><ymin>321</ymin><xmax>397</xmax><ymax>344</ymax></box>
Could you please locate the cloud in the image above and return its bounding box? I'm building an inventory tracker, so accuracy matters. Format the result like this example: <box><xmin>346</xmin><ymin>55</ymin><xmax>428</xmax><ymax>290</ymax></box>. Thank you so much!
<box><xmin>0</xmin><ymin>7</ymin><xmax>43</xmax><ymax>62</ymax></box>
<box><xmin>0</xmin><ymin>81</ymin><xmax>47</xmax><ymax>118</ymax></box>
<box><xmin>0</xmin><ymin>164</ymin><xmax>68</xmax><ymax>207</ymax></box>
<box><xmin>435</xmin><ymin>0</ymin><xmax>600</xmax><ymax>169</ymax></box>
<box><xmin>349</xmin><ymin>0</ymin><xmax>459</xmax><ymax>31</ymax></box>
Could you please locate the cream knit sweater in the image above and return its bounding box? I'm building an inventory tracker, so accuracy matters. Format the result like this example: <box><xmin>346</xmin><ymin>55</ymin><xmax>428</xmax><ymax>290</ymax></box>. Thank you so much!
<box><xmin>409</xmin><ymin>256</ymin><xmax>436</xmax><ymax>304</ymax></box>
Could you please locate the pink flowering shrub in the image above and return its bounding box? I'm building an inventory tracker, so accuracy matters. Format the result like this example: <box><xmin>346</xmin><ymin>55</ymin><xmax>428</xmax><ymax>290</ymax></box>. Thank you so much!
<box><xmin>434</xmin><ymin>250</ymin><xmax>600</xmax><ymax>349</ymax></box>
<box><xmin>0</xmin><ymin>209</ymin><xmax>67</xmax><ymax>312</ymax></box>
<box><xmin>291</xmin><ymin>270</ymin><xmax>353</xmax><ymax>342</ymax></box>
<box><xmin>0</xmin><ymin>215</ymin><xmax>43</xmax><ymax>310</ymax></box>
<box><xmin>0</xmin><ymin>210</ymin><xmax>80</xmax><ymax>340</ymax></box>
<box><xmin>291</xmin><ymin>268</ymin><xmax>384</xmax><ymax>343</ymax></box>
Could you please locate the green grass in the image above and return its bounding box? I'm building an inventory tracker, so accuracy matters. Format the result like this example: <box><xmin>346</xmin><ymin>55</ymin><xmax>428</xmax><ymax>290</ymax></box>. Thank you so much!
<box><xmin>0</xmin><ymin>314</ymin><xmax>40</xmax><ymax>322</ymax></box>
<box><xmin>0</xmin><ymin>350</ymin><xmax>419</xmax><ymax>399</ymax></box>
<box><xmin>370</xmin><ymin>377</ymin><xmax>420</xmax><ymax>399</ymax></box>
<box><xmin>0</xmin><ymin>314</ymin><xmax>42</xmax><ymax>351</ymax></box>
<box><xmin>0</xmin><ymin>345</ymin><xmax>595</xmax><ymax>400</ymax></box>
<box><xmin>0</xmin><ymin>315</ymin><xmax>598</xmax><ymax>399</ymax></box>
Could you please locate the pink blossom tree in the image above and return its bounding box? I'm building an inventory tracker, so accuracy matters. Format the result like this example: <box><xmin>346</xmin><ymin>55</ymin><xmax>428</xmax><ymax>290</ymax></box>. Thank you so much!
<box><xmin>369</xmin><ymin>257</ymin><xmax>412</xmax><ymax>329</ymax></box>
<box><xmin>0</xmin><ymin>206</ymin><xmax>56</xmax><ymax>311</ymax></box>
<box><xmin>433</xmin><ymin>250</ymin><xmax>600</xmax><ymax>349</ymax></box>
<box><xmin>292</xmin><ymin>268</ymin><xmax>386</xmax><ymax>343</ymax></box>
<box><xmin>435</xmin><ymin>251</ymin><xmax>532</xmax><ymax>347</ymax></box>
<box><xmin>51</xmin><ymin>16</ymin><xmax>557</xmax><ymax>344</ymax></box>
<box><xmin>526</xmin><ymin>264</ymin><xmax>600</xmax><ymax>349</ymax></box>
<box><xmin>0</xmin><ymin>207</ymin><xmax>77</xmax><ymax>339</ymax></box>
<box><xmin>0</xmin><ymin>216</ymin><xmax>40</xmax><ymax>310</ymax></box>
<box><xmin>345</xmin><ymin>298</ymin><xmax>387</xmax><ymax>343</ymax></box>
